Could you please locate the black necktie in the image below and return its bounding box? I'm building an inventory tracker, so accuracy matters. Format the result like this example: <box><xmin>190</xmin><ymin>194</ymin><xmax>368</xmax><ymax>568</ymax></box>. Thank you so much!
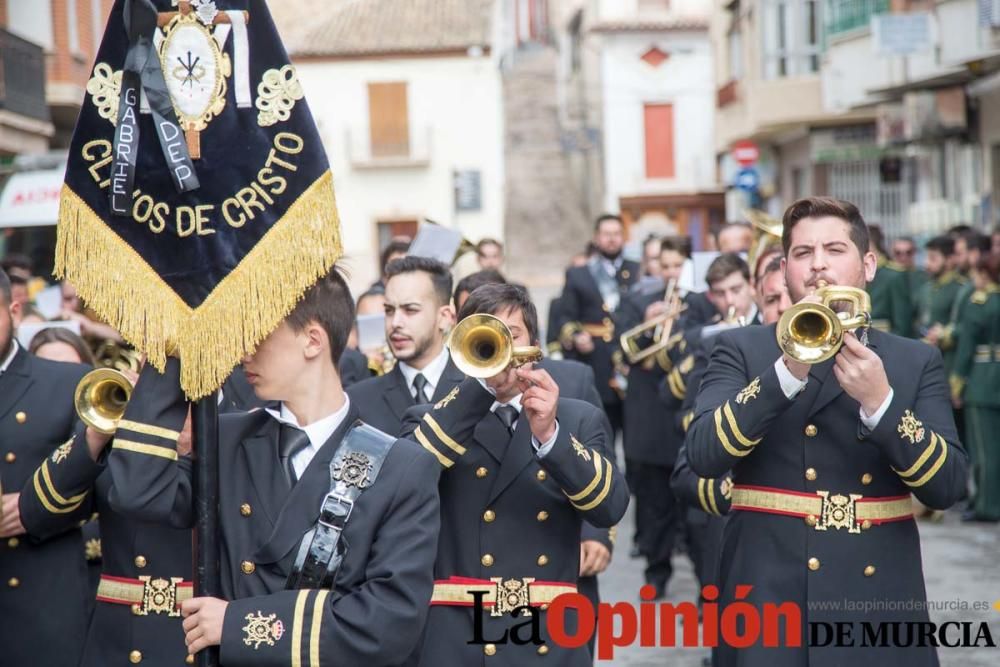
<box><xmin>494</xmin><ymin>405</ymin><xmax>519</xmax><ymax>436</ymax></box>
<box><xmin>278</xmin><ymin>424</ymin><xmax>311</xmax><ymax>488</ymax></box>
<box><xmin>412</xmin><ymin>373</ymin><xmax>430</xmax><ymax>404</ymax></box>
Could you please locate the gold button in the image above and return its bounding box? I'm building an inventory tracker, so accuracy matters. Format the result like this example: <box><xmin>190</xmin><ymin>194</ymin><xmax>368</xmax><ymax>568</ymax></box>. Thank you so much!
<box><xmin>804</xmin><ymin>515</ymin><xmax>817</xmax><ymax>527</ymax></box>
<box><xmin>134</xmin><ymin>555</ymin><xmax>147</xmax><ymax>569</ymax></box>
<box><xmin>622</xmin><ymin>270</ymin><xmax>631</xmax><ymax>279</ymax></box>
<box><xmin>483</xmin><ymin>510</ymin><xmax>496</xmax><ymax>523</ymax></box>
<box><xmin>240</xmin><ymin>503</ymin><xmax>252</xmax><ymax>517</ymax></box>
<box><xmin>186</xmin><ymin>656</ymin><xmax>195</xmax><ymax>665</ymax></box>
<box><xmin>7</xmin><ymin>538</ymin><xmax>19</xmax><ymax>548</ymax></box>
<box><xmin>15</xmin><ymin>412</ymin><xmax>26</xmax><ymax>424</ymax></box>
<box><xmin>481</xmin><ymin>554</ymin><xmax>494</xmax><ymax>567</ymax></box>
<box><xmin>484</xmin><ymin>644</ymin><xmax>496</xmax><ymax>656</ymax></box>
<box><xmin>5</xmin><ymin>452</ymin><xmax>15</xmax><ymax>463</ymax></box>
<box><xmin>864</xmin><ymin>565</ymin><xmax>876</xmax><ymax>577</ymax></box>
<box><xmin>536</xmin><ymin>511</ymin><xmax>549</xmax><ymax>522</ymax></box>
<box><xmin>129</xmin><ymin>650</ymin><xmax>142</xmax><ymax>664</ymax></box>
<box><xmin>536</xmin><ymin>470</ymin><xmax>547</xmax><ymax>482</ymax></box>
<box><xmin>602</xmin><ymin>304</ymin><xmax>610</xmax><ymax>312</ymax></box>
<box><xmin>476</xmin><ymin>467</ymin><xmax>488</xmax><ymax>478</ymax></box>
<box><xmin>808</xmin><ymin>558</ymin><xmax>820</xmax><ymax>571</ymax></box>
<box><xmin>805</xmin><ymin>424</ymin><xmax>817</xmax><ymax>437</ymax></box>
<box><xmin>241</xmin><ymin>560</ymin><xmax>256</xmax><ymax>575</ymax></box>
<box><xmin>538</xmin><ymin>645</ymin><xmax>549</xmax><ymax>655</ymax></box>
<box><xmin>131</xmin><ymin>604</ymin><xmax>142</xmax><ymax>616</ymax></box>
<box><xmin>537</xmin><ymin>554</ymin><xmax>549</xmax><ymax>566</ymax></box>
<box><xmin>861</xmin><ymin>473</ymin><xmax>873</xmax><ymax>485</ymax></box>
<box><xmin>805</xmin><ymin>468</ymin><xmax>817</xmax><ymax>481</ymax></box>
<box><xmin>861</xmin><ymin>520</ymin><xmax>872</xmax><ymax>530</ymax></box>
<box><xmin>8</xmin><ymin>577</ymin><xmax>19</xmax><ymax>588</ymax></box>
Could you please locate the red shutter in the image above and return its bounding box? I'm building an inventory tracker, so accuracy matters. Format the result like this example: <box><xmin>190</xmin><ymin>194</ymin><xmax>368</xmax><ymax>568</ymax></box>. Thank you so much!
<box><xmin>644</xmin><ymin>103</ymin><xmax>675</xmax><ymax>179</ymax></box>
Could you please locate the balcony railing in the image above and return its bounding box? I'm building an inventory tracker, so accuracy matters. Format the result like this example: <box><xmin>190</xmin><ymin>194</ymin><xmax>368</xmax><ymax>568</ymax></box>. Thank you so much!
<box><xmin>0</xmin><ymin>28</ymin><xmax>49</xmax><ymax>123</ymax></box>
<box><xmin>345</xmin><ymin>126</ymin><xmax>432</xmax><ymax>169</ymax></box>
<box><xmin>825</xmin><ymin>0</ymin><xmax>890</xmax><ymax>36</ymax></box>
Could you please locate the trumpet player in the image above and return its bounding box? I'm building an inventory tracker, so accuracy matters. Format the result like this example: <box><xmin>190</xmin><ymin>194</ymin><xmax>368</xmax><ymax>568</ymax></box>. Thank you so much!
<box><xmin>404</xmin><ymin>283</ymin><xmax>628</xmax><ymax>666</ymax></box>
<box><xmin>686</xmin><ymin>196</ymin><xmax>967</xmax><ymax>667</ymax></box>
<box><xmin>0</xmin><ymin>267</ymin><xmax>94</xmax><ymax>667</ymax></box>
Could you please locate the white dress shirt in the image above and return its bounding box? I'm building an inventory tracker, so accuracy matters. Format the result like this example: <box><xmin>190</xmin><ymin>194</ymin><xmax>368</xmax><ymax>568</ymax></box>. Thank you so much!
<box><xmin>772</xmin><ymin>358</ymin><xmax>894</xmax><ymax>429</ymax></box>
<box><xmin>0</xmin><ymin>340</ymin><xmax>18</xmax><ymax>375</ymax></box>
<box><xmin>266</xmin><ymin>396</ymin><xmax>352</xmax><ymax>479</ymax></box>
<box><xmin>398</xmin><ymin>347</ymin><xmax>450</xmax><ymax>401</ymax></box>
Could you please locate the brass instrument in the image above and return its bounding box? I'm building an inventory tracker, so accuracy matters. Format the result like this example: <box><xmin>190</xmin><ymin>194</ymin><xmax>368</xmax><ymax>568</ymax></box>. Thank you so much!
<box><xmin>776</xmin><ymin>283</ymin><xmax>871</xmax><ymax>364</ymax></box>
<box><xmin>448</xmin><ymin>314</ymin><xmax>543</xmax><ymax>378</ymax></box>
<box><xmin>619</xmin><ymin>279</ymin><xmax>687</xmax><ymax>365</ymax></box>
<box><xmin>366</xmin><ymin>344</ymin><xmax>397</xmax><ymax>377</ymax></box>
<box><xmin>745</xmin><ymin>209</ymin><xmax>783</xmax><ymax>275</ymax></box>
<box><xmin>74</xmin><ymin>368</ymin><xmax>134</xmax><ymax>435</ymax></box>
<box><xmin>93</xmin><ymin>341</ymin><xmax>142</xmax><ymax>373</ymax></box>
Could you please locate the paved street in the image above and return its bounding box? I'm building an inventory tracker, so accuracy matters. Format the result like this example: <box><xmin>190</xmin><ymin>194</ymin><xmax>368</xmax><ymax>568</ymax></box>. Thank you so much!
<box><xmin>595</xmin><ymin>503</ymin><xmax>1000</xmax><ymax>666</ymax></box>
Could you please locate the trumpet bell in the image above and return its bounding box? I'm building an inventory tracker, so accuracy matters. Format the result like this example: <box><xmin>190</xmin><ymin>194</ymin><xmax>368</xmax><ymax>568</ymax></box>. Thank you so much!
<box><xmin>74</xmin><ymin>368</ymin><xmax>134</xmax><ymax>435</ymax></box>
<box><xmin>448</xmin><ymin>314</ymin><xmax>542</xmax><ymax>378</ymax></box>
<box><xmin>777</xmin><ymin>302</ymin><xmax>843</xmax><ymax>364</ymax></box>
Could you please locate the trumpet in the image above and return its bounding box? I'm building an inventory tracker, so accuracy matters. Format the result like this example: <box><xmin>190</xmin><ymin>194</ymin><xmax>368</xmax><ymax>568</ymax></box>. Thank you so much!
<box><xmin>366</xmin><ymin>343</ymin><xmax>396</xmax><ymax>377</ymax></box>
<box><xmin>74</xmin><ymin>368</ymin><xmax>134</xmax><ymax>435</ymax></box>
<box><xmin>448</xmin><ymin>314</ymin><xmax>543</xmax><ymax>378</ymax></box>
<box><xmin>619</xmin><ymin>279</ymin><xmax>687</xmax><ymax>365</ymax></box>
<box><xmin>776</xmin><ymin>283</ymin><xmax>871</xmax><ymax>364</ymax></box>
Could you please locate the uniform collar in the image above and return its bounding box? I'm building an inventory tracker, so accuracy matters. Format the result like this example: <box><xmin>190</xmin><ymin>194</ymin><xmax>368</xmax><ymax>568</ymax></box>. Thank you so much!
<box><xmin>398</xmin><ymin>346</ymin><xmax>450</xmax><ymax>396</ymax></box>
<box><xmin>267</xmin><ymin>395</ymin><xmax>352</xmax><ymax>452</ymax></box>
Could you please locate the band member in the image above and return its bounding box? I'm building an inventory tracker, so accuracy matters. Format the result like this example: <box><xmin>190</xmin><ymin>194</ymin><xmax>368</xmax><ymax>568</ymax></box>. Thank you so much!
<box><xmin>21</xmin><ymin>390</ymin><xmax>194</xmax><ymax>667</ymax></box>
<box><xmin>715</xmin><ymin>222</ymin><xmax>753</xmax><ymax>254</ymax></box>
<box><xmin>558</xmin><ymin>214</ymin><xmax>640</xmax><ymax>433</ymax></box>
<box><xmin>105</xmin><ymin>269</ymin><xmax>442</xmax><ymax>666</ymax></box>
<box><xmin>867</xmin><ymin>225</ymin><xmax>914</xmax><ymax>337</ymax></box>
<box><xmin>687</xmin><ymin>197</ymin><xmax>967</xmax><ymax>667</ymax></box>
<box><xmin>406</xmin><ymin>284</ymin><xmax>628</xmax><ymax>665</ymax></box>
<box><xmin>348</xmin><ymin>257</ymin><xmax>461</xmax><ymax>434</ymax></box>
<box><xmin>0</xmin><ymin>268</ymin><xmax>93</xmax><ymax>667</ymax></box>
<box><xmin>917</xmin><ymin>236</ymin><xmax>966</xmax><ymax>378</ymax></box>
<box><xmin>617</xmin><ymin>237</ymin><xmax>708</xmax><ymax>598</ymax></box>
<box><xmin>950</xmin><ymin>255</ymin><xmax>1000</xmax><ymax>522</ymax></box>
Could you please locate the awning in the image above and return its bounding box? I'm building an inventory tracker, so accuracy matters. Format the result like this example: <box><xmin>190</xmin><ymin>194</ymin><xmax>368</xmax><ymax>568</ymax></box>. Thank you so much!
<box><xmin>0</xmin><ymin>166</ymin><xmax>64</xmax><ymax>228</ymax></box>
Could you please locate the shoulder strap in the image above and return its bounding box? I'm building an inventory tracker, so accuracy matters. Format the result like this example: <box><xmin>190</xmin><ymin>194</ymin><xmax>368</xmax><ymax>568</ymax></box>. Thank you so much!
<box><xmin>285</xmin><ymin>421</ymin><xmax>396</xmax><ymax>590</ymax></box>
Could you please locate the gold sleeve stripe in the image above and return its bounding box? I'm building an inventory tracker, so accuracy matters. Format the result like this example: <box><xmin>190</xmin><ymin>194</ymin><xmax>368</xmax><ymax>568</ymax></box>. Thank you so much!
<box><xmin>697</xmin><ymin>478</ymin><xmax>710</xmax><ymax>514</ymax></box>
<box><xmin>893</xmin><ymin>433</ymin><xmax>939</xmax><ymax>479</ymax></box>
<box><xmin>723</xmin><ymin>402</ymin><xmax>762</xmax><ymax>447</ymax></box>
<box><xmin>113</xmin><ymin>439</ymin><xmax>179</xmax><ymax>461</ymax></box>
<box><xmin>422</xmin><ymin>414</ymin><xmax>467</xmax><ymax>455</ymax></box>
<box><xmin>291</xmin><ymin>590</ymin><xmax>310</xmax><ymax>667</ymax></box>
<box><xmin>414</xmin><ymin>427</ymin><xmax>454</xmax><ymax>468</ymax></box>
<box><xmin>682</xmin><ymin>412</ymin><xmax>694</xmax><ymax>433</ymax></box>
<box><xmin>706</xmin><ymin>479</ymin><xmax>720</xmax><ymax>516</ymax></box>
<box><xmin>41</xmin><ymin>460</ymin><xmax>88</xmax><ymax>506</ymax></box>
<box><xmin>903</xmin><ymin>439</ymin><xmax>949</xmax><ymax>488</ymax></box>
<box><xmin>572</xmin><ymin>457</ymin><xmax>613</xmax><ymax>511</ymax></box>
<box><xmin>565</xmin><ymin>455</ymin><xmax>603</xmax><ymax>502</ymax></box>
<box><xmin>117</xmin><ymin>419</ymin><xmax>180</xmax><ymax>442</ymax></box>
<box><xmin>714</xmin><ymin>407</ymin><xmax>752</xmax><ymax>458</ymax></box>
<box><xmin>309</xmin><ymin>590</ymin><xmax>328</xmax><ymax>667</ymax></box>
<box><xmin>32</xmin><ymin>469</ymin><xmax>86</xmax><ymax>514</ymax></box>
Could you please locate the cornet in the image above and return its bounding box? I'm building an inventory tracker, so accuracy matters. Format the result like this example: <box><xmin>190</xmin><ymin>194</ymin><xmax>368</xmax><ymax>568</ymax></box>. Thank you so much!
<box><xmin>619</xmin><ymin>279</ymin><xmax>687</xmax><ymax>365</ymax></box>
<box><xmin>776</xmin><ymin>282</ymin><xmax>871</xmax><ymax>364</ymax></box>
<box><xmin>448</xmin><ymin>314</ymin><xmax>543</xmax><ymax>378</ymax></box>
<box><xmin>74</xmin><ymin>368</ymin><xmax>134</xmax><ymax>435</ymax></box>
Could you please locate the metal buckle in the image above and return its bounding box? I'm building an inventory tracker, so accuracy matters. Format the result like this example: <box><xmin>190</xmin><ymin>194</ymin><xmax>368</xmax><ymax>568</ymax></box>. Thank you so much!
<box><xmin>815</xmin><ymin>491</ymin><xmax>862</xmax><ymax>534</ymax></box>
<box><xmin>137</xmin><ymin>576</ymin><xmax>183</xmax><ymax>617</ymax></box>
<box><xmin>318</xmin><ymin>491</ymin><xmax>354</xmax><ymax>530</ymax></box>
<box><xmin>489</xmin><ymin>577</ymin><xmax>535</xmax><ymax>617</ymax></box>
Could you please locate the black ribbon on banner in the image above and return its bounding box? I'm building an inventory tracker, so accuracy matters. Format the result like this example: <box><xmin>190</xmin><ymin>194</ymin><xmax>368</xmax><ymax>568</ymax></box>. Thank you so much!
<box><xmin>110</xmin><ymin>0</ymin><xmax>199</xmax><ymax>216</ymax></box>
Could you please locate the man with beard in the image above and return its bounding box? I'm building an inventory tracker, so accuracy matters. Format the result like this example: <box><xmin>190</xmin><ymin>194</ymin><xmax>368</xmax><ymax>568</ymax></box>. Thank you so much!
<box><xmin>0</xmin><ymin>268</ymin><xmax>92</xmax><ymax>667</ymax></box>
<box><xmin>557</xmin><ymin>214</ymin><xmax>639</xmax><ymax>435</ymax></box>
<box><xmin>687</xmin><ymin>197</ymin><xmax>967</xmax><ymax>667</ymax></box>
<box><xmin>918</xmin><ymin>236</ymin><xmax>966</xmax><ymax>378</ymax></box>
<box><xmin>347</xmin><ymin>257</ymin><xmax>463</xmax><ymax>434</ymax></box>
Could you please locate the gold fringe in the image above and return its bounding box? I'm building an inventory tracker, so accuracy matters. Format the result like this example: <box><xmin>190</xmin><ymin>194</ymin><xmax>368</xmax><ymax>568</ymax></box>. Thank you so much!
<box><xmin>55</xmin><ymin>171</ymin><xmax>342</xmax><ymax>399</ymax></box>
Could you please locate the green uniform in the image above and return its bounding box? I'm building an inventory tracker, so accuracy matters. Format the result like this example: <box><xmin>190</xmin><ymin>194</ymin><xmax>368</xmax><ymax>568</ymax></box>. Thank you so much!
<box><xmin>951</xmin><ymin>284</ymin><xmax>1000</xmax><ymax>521</ymax></box>
<box><xmin>868</xmin><ymin>256</ymin><xmax>914</xmax><ymax>337</ymax></box>
<box><xmin>908</xmin><ymin>268</ymin><xmax>928</xmax><ymax>298</ymax></box>
<box><xmin>916</xmin><ymin>271</ymin><xmax>966</xmax><ymax>375</ymax></box>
